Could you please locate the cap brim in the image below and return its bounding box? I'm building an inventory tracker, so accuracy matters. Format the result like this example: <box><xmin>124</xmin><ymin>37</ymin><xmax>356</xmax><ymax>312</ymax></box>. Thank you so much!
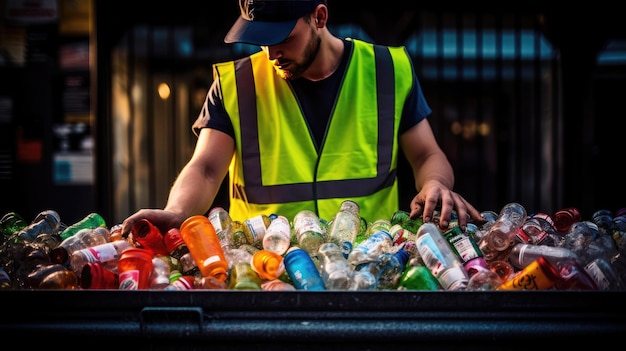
<box><xmin>224</xmin><ymin>16</ymin><xmax>298</xmax><ymax>46</ymax></box>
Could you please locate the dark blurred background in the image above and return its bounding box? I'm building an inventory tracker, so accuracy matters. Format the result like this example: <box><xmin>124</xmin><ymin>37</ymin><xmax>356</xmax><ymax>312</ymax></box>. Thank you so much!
<box><xmin>1</xmin><ymin>0</ymin><xmax>625</xmax><ymax>226</ymax></box>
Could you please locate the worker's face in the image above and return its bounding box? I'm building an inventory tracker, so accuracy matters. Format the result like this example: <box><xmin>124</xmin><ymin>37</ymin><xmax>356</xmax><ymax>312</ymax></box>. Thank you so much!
<box><xmin>262</xmin><ymin>17</ymin><xmax>320</xmax><ymax>80</ymax></box>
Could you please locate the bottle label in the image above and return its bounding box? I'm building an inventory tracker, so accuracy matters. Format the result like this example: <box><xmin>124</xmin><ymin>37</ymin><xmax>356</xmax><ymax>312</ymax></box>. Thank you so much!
<box><xmin>295</xmin><ymin>217</ymin><xmax>322</xmax><ymax>241</ymax></box>
<box><xmin>245</xmin><ymin>216</ymin><xmax>267</xmax><ymax>243</ymax></box>
<box><xmin>585</xmin><ymin>260</ymin><xmax>609</xmax><ymax>290</ymax></box>
<box><xmin>340</xmin><ymin>241</ymin><xmax>353</xmax><ymax>259</ymax></box>
<box><xmin>85</xmin><ymin>243</ymin><xmax>118</xmax><ymax>263</ymax></box>
<box><xmin>119</xmin><ymin>270</ymin><xmax>140</xmax><ymax>290</ymax></box>
<box><xmin>416</xmin><ymin>234</ymin><xmax>448</xmax><ymax>276</ymax></box>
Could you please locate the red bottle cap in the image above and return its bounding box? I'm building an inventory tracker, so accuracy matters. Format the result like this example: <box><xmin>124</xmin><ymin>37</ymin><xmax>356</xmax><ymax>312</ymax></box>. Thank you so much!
<box><xmin>164</xmin><ymin>228</ymin><xmax>186</xmax><ymax>253</ymax></box>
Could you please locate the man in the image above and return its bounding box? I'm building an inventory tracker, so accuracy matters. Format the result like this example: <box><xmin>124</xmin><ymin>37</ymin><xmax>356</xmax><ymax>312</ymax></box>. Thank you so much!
<box><xmin>121</xmin><ymin>0</ymin><xmax>484</xmax><ymax>238</ymax></box>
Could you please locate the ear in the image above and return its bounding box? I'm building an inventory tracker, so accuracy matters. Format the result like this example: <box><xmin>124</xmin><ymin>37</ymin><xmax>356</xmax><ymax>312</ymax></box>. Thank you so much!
<box><xmin>312</xmin><ymin>4</ymin><xmax>328</xmax><ymax>28</ymax></box>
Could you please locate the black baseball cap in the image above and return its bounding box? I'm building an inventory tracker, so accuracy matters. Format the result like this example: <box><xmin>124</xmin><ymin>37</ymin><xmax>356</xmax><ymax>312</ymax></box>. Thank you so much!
<box><xmin>224</xmin><ymin>0</ymin><xmax>324</xmax><ymax>46</ymax></box>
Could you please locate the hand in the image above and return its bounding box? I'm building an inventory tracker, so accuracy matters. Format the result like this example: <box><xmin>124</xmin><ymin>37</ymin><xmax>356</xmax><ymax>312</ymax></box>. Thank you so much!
<box><xmin>121</xmin><ymin>209</ymin><xmax>188</xmax><ymax>239</ymax></box>
<box><xmin>408</xmin><ymin>179</ymin><xmax>484</xmax><ymax>231</ymax></box>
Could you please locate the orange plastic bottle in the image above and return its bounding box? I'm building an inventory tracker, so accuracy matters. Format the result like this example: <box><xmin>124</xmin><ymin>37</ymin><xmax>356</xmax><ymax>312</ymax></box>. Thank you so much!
<box><xmin>117</xmin><ymin>248</ymin><xmax>153</xmax><ymax>290</ymax></box>
<box><xmin>179</xmin><ymin>215</ymin><xmax>229</xmax><ymax>282</ymax></box>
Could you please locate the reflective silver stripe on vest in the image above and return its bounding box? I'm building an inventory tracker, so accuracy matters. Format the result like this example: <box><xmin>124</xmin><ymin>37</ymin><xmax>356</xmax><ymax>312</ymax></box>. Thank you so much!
<box><xmin>233</xmin><ymin>45</ymin><xmax>397</xmax><ymax>204</ymax></box>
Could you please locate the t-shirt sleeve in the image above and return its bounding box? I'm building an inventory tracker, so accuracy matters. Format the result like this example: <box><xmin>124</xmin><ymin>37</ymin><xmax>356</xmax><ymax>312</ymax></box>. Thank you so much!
<box><xmin>399</xmin><ymin>72</ymin><xmax>432</xmax><ymax>135</ymax></box>
<box><xmin>191</xmin><ymin>79</ymin><xmax>235</xmax><ymax>138</ymax></box>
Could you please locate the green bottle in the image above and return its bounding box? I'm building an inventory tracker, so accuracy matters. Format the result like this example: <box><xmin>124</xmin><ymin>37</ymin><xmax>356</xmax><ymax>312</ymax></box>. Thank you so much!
<box><xmin>0</xmin><ymin>212</ymin><xmax>27</xmax><ymax>242</ymax></box>
<box><xmin>60</xmin><ymin>212</ymin><xmax>107</xmax><ymax>240</ymax></box>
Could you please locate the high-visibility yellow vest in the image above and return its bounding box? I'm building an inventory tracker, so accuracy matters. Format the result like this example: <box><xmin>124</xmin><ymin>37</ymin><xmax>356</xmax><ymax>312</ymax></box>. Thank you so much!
<box><xmin>213</xmin><ymin>39</ymin><xmax>414</xmax><ymax>223</ymax></box>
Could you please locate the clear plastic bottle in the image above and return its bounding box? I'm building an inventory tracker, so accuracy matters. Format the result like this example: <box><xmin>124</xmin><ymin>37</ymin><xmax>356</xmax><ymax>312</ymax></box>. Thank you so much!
<box><xmin>584</xmin><ymin>257</ymin><xmax>625</xmax><ymax>291</ymax></box>
<box><xmin>149</xmin><ymin>255</ymin><xmax>173</xmax><ymax>289</ymax></box>
<box><xmin>179</xmin><ymin>215</ymin><xmax>229</xmax><ymax>282</ymax></box>
<box><xmin>262</xmin><ymin>215</ymin><xmax>291</xmax><ymax>255</ymax></box>
<box><xmin>327</xmin><ymin>200</ymin><xmax>362</xmax><ymax>258</ymax></box>
<box><xmin>242</xmin><ymin>214</ymin><xmax>272</xmax><ymax>249</ymax></box>
<box><xmin>51</xmin><ymin>227</ymin><xmax>111</xmax><ymax>266</ymax></box>
<box><xmin>478</xmin><ymin>202</ymin><xmax>527</xmax><ymax>262</ymax></box>
<box><xmin>69</xmin><ymin>240</ymin><xmax>134</xmax><ymax>277</ymax></box>
<box><xmin>283</xmin><ymin>247</ymin><xmax>326</xmax><ymax>291</ymax></box>
<box><xmin>508</xmin><ymin>243</ymin><xmax>581</xmax><ymax>270</ymax></box>
<box><xmin>228</xmin><ymin>262</ymin><xmax>262</xmax><ymax>290</ymax></box>
<box><xmin>415</xmin><ymin>222</ymin><xmax>469</xmax><ymax>290</ymax></box>
<box><xmin>208</xmin><ymin>207</ymin><xmax>234</xmax><ymax>249</ymax></box>
<box><xmin>317</xmin><ymin>242</ymin><xmax>354</xmax><ymax>290</ymax></box>
<box><xmin>17</xmin><ymin>210</ymin><xmax>62</xmax><ymax>242</ymax></box>
<box><xmin>59</xmin><ymin>212</ymin><xmax>107</xmax><ymax>241</ymax></box>
<box><xmin>347</xmin><ymin>230</ymin><xmax>393</xmax><ymax>267</ymax></box>
<box><xmin>293</xmin><ymin>210</ymin><xmax>325</xmax><ymax>256</ymax></box>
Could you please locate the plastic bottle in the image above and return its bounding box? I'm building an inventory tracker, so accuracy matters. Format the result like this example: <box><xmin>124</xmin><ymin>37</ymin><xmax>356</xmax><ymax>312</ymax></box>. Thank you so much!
<box><xmin>69</xmin><ymin>240</ymin><xmax>134</xmax><ymax>277</ymax></box>
<box><xmin>478</xmin><ymin>202</ymin><xmax>527</xmax><ymax>262</ymax></box>
<box><xmin>117</xmin><ymin>247</ymin><xmax>154</xmax><ymax>290</ymax></box>
<box><xmin>59</xmin><ymin>212</ymin><xmax>107</xmax><ymax>240</ymax></box>
<box><xmin>163</xmin><ymin>227</ymin><xmax>201</xmax><ymax>278</ymax></box>
<box><xmin>179</xmin><ymin>215</ymin><xmax>229</xmax><ymax>282</ymax></box>
<box><xmin>80</xmin><ymin>262</ymin><xmax>119</xmax><ymax>289</ymax></box>
<box><xmin>131</xmin><ymin>219</ymin><xmax>169</xmax><ymax>256</ymax></box>
<box><xmin>397</xmin><ymin>262</ymin><xmax>441</xmax><ymax>291</ymax></box>
<box><xmin>207</xmin><ymin>207</ymin><xmax>234</xmax><ymax>249</ymax></box>
<box><xmin>242</xmin><ymin>214</ymin><xmax>272</xmax><ymax>248</ymax></box>
<box><xmin>584</xmin><ymin>257</ymin><xmax>625</xmax><ymax>291</ymax></box>
<box><xmin>51</xmin><ymin>227</ymin><xmax>111</xmax><ymax>266</ymax></box>
<box><xmin>466</xmin><ymin>266</ymin><xmax>503</xmax><ymax>291</ymax></box>
<box><xmin>498</xmin><ymin>256</ymin><xmax>560</xmax><ymax>290</ymax></box>
<box><xmin>327</xmin><ymin>200</ymin><xmax>362</xmax><ymax>258</ymax></box>
<box><xmin>283</xmin><ymin>247</ymin><xmax>326</xmax><ymax>291</ymax></box>
<box><xmin>553</xmin><ymin>258</ymin><xmax>599</xmax><ymax>290</ymax></box>
<box><xmin>366</xmin><ymin>248</ymin><xmax>410</xmax><ymax>290</ymax></box>
<box><xmin>317</xmin><ymin>242</ymin><xmax>354</xmax><ymax>290</ymax></box>
<box><xmin>262</xmin><ymin>215</ymin><xmax>291</xmax><ymax>255</ymax></box>
<box><xmin>390</xmin><ymin>210</ymin><xmax>423</xmax><ymax>234</ymax></box>
<box><xmin>0</xmin><ymin>268</ymin><xmax>13</xmax><ymax>289</ymax></box>
<box><xmin>508</xmin><ymin>243</ymin><xmax>581</xmax><ymax>270</ymax></box>
<box><xmin>228</xmin><ymin>262</ymin><xmax>262</xmax><ymax>290</ymax></box>
<box><xmin>519</xmin><ymin>218</ymin><xmax>553</xmax><ymax>246</ymax></box>
<box><xmin>261</xmin><ymin>279</ymin><xmax>296</xmax><ymax>291</ymax></box>
<box><xmin>17</xmin><ymin>210</ymin><xmax>62</xmax><ymax>242</ymax></box>
<box><xmin>293</xmin><ymin>210</ymin><xmax>325</xmax><ymax>256</ymax></box>
<box><xmin>250</xmin><ymin>249</ymin><xmax>285</xmax><ymax>281</ymax></box>
<box><xmin>347</xmin><ymin>230</ymin><xmax>393</xmax><ymax>267</ymax></box>
<box><xmin>553</xmin><ymin>207</ymin><xmax>582</xmax><ymax>234</ymax></box>
<box><xmin>150</xmin><ymin>255</ymin><xmax>173</xmax><ymax>289</ymax></box>
<box><xmin>443</xmin><ymin>225</ymin><xmax>487</xmax><ymax>277</ymax></box>
<box><xmin>415</xmin><ymin>222</ymin><xmax>469</xmax><ymax>290</ymax></box>
<box><xmin>0</xmin><ymin>211</ymin><xmax>27</xmax><ymax>242</ymax></box>
<box><xmin>164</xmin><ymin>275</ymin><xmax>196</xmax><ymax>290</ymax></box>
<box><xmin>26</xmin><ymin>263</ymin><xmax>78</xmax><ymax>289</ymax></box>
<box><xmin>229</xmin><ymin>220</ymin><xmax>249</xmax><ymax>248</ymax></box>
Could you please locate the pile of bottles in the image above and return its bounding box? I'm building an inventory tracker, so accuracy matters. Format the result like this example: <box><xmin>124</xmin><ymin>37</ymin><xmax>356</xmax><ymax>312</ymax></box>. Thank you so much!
<box><xmin>1</xmin><ymin>200</ymin><xmax>625</xmax><ymax>291</ymax></box>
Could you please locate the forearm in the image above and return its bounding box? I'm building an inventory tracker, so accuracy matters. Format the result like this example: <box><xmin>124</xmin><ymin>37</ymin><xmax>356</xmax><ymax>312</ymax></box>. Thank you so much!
<box><xmin>164</xmin><ymin>163</ymin><xmax>221</xmax><ymax>218</ymax></box>
<box><xmin>412</xmin><ymin>152</ymin><xmax>455</xmax><ymax>191</ymax></box>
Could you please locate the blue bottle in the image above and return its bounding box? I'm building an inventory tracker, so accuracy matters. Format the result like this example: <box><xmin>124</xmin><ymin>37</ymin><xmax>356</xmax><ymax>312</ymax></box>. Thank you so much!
<box><xmin>283</xmin><ymin>247</ymin><xmax>326</xmax><ymax>291</ymax></box>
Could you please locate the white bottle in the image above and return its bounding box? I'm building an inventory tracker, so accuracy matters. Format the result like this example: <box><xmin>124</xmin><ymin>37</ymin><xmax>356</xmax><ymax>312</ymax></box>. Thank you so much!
<box><xmin>69</xmin><ymin>240</ymin><xmax>133</xmax><ymax>277</ymax></box>
<box><xmin>262</xmin><ymin>215</ymin><xmax>291</xmax><ymax>255</ymax></box>
<box><xmin>415</xmin><ymin>222</ymin><xmax>469</xmax><ymax>290</ymax></box>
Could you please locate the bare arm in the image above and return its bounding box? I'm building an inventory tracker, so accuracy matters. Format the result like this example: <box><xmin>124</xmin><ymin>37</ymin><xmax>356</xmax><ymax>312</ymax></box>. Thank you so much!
<box><xmin>121</xmin><ymin>128</ymin><xmax>234</xmax><ymax>236</ymax></box>
<box><xmin>400</xmin><ymin>119</ymin><xmax>483</xmax><ymax>230</ymax></box>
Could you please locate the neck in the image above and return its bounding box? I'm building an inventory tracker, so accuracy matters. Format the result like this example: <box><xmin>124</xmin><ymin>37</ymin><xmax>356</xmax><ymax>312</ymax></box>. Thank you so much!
<box><xmin>303</xmin><ymin>32</ymin><xmax>344</xmax><ymax>82</ymax></box>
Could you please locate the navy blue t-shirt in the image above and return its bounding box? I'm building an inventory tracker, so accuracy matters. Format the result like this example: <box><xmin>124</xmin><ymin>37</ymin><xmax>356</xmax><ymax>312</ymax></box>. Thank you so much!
<box><xmin>193</xmin><ymin>39</ymin><xmax>432</xmax><ymax>149</ymax></box>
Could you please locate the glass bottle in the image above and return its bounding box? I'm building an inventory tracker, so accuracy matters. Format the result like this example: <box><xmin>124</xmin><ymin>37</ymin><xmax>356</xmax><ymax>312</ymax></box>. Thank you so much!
<box><xmin>415</xmin><ymin>222</ymin><xmax>469</xmax><ymax>290</ymax></box>
<box><xmin>262</xmin><ymin>215</ymin><xmax>291</xmax><ymax>255</ymax></box>
<box><xmin>118</xmin><ymin>247</ymin><xmax>154</xmax><ymax>290</ymax></box>
<box><xmin>327</xmin><ymin>200</ymin><xmax>362</xmax><ymax>258</ymax></box>
<box><xmin>283</xmin><ymin>247</ymin><xmax>326</xmax><ymax>291</ymax></box>
<box><xmin>163</xmin><ymin>227</ymin><xmax>201</xmax><ymax>278</ymax></box>
<box><xmin>293</xmin><ymin>210</ymin><xmax>325</xmax><ymax>256</ymax></box>
<box><xmin>179</xmin><ymin>215</ymin><xmax>229</xmax><ymax>282</ymax></box>
<box><xmin>17</xmin><ymin>210</ymin><xmax>62</xmax><ymax>242</ymax></box>
<box><xmin>250</xmin><ymin>249</ymin><xmax>285</xmax><ymax>281</ymax></box>
<box><xmin>317</xmin><ymin>242</ymin><xmax>354</xmax><ymax>290</ymax></box>
<box><xmin>69</xmin><ymin>240</ymin><xmax>134</xmax><ymax>277</ymax></box>
<box><xmin>59</xmin><ymin>212</ymin><xmax>107</xmax><ymax>240</ymax></box>
<box><xmin>131</xmin><ymin>218</ymin><xmax>169</xmax><ymax>256</ymax></box>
